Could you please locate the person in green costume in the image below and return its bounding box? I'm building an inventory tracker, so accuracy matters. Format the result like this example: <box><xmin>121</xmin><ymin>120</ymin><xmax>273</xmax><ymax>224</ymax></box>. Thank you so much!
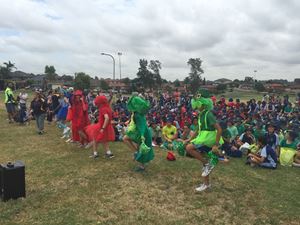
<box><xmin>185</xmin><ymin>89</ymin><xmax>223</xmax><ymax>192</ymax></box>
<box><xmin>123</xmin><ymin>93</ymin><xmax>154</xmax><ymax>171</ymax></box>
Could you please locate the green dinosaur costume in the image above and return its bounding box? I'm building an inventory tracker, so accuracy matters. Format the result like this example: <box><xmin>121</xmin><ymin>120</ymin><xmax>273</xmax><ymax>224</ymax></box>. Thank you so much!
<box><xmin>126</xmin><ymin>95</ymin><xmax>154</xmax><ymax>164</ymax></box>
<box><xmin>191</xmin><ymin>89</ymin><xmax>223</xmax><ymax>148</ymax></box>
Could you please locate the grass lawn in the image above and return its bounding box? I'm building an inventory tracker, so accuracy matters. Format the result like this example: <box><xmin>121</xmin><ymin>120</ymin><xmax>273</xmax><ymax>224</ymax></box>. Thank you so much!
<box><xmin>0</xmin><ymin>94</ymin><xmax>300</xmax><ymax>225</ymax></box>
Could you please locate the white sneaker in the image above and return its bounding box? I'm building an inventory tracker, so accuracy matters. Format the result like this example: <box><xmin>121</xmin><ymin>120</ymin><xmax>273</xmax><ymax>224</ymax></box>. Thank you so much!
<box><xmin>201</xmin><ymin>163</ymin><xmax>215</xmax><ymax>177</ymax></box>
<box><xmin>195</xmin><ymin>183</ymin><xmax>211</xmax><ymax>192</ymax></box>
<box><xmin>85</xmin><ymin>142</ymin><xmax>93</xmax><ymax>149</ymax></box>
<box><xmin>63</xmin><ymin>127</ymin><xmax>70</xmax><ymax>135</ymax></box>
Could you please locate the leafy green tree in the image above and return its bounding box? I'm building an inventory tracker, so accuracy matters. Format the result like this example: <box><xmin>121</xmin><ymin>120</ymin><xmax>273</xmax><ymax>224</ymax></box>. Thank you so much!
<box><xmin>100</xmin><ymin>79</ymin><xmax>109</xmax><ymax>90</ymax></box>
<box><xmin>74</xmin><ymin>72</ymin><xmax>90</xmax><ymax>90</ymax></box>
<box><xmin>187</xmin><ymin>58</ymin><xmax>204</xmax><ymax>94</ymax></box>
<box><xmin>217</xmin><ymin>83</ymin><xmax>227</xmax><ymax>93</ymax></box>
<box><xmin>254</xmin><ymin>82</ymin><xmax>266</xmax><ymax>92</ymax></box>
<box><xmin>0</xmin><ymin>61</ymin><xmax>16</xmax><ymax>79</ymax></box>
<box><xmin>149</xmin><ymin>60</ymin><xmax>162</xmax><ymax>89</ymax></box>
<box><xmin>174</xmin><ymin>79</ymin><xmax>181</xmax><ymax>87</ymax></box>
<box><xmin>45</xmin><ymin>65</ymin><xmax>56</xmax><ymax>81</ymax></box>
<box><xmin>136</xmin><ymin>59</ymin><xmax>152</xmax><ymax>89</ymax></box>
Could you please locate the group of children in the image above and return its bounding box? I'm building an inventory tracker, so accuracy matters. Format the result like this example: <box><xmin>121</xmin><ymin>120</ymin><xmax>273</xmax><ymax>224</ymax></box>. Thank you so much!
<box><xmin>5</xmin><ymin>83</ymin><xmax>300</xmax><ymax>192</ymax></box>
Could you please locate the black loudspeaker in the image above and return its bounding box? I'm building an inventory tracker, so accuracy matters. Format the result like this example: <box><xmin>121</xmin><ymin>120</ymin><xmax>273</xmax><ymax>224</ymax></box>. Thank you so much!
<box><xmin>0</xmin><ymin>161</ymin><xmax>26</xmax><ymax>201</ymax></box>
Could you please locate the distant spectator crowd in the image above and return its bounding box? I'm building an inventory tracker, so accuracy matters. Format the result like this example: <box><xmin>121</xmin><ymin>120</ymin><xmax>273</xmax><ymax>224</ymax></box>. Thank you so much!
<box><xmin>4</xmin><ymin>82</ymin><xmax>300</xmax><ymax>168</ymax></box>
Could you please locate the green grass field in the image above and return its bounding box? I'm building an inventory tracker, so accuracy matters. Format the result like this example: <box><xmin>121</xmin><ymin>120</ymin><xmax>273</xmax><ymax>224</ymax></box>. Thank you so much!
<box><xmin>0</xmin><ymin>92</ymin><xmax>300</xmax><ymax>225</ymax></box>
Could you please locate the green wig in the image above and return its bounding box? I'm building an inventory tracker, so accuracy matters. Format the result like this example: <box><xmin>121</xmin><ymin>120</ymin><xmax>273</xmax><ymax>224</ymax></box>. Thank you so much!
<box><xmin>191</xmin><ymin>89</ymin><xmax>213</xmax><ymax>111</ymax></box>
<box><xmin>127</xmin><ymin>95</ymin><xmax>150</xmax><ymax>114</ymax></box>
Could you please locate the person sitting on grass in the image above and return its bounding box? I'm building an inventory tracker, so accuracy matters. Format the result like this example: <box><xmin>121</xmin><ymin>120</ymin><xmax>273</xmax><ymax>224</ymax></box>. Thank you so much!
<box><xmin>149</xmin><ymin>122</ymin><xmax>162</xmax><ymax>147</ymax></box>
<box><xmin>278</xmin><ymin>131</ymin><xmax>299</xmax><ymax>166</ymax></box>
<box><xmin>265</xmin><ymin>123</ymin><xmax>280</xmax><ymax>150</ymax></box>
<box><xmin>226</xmin><ymin>120</ymin><xmax>238</xmax><ymax>141</ymax></box>
<box><xmin>161</xmin><ymin>118</ymin><xmax>178</xmax><ymax>150</ymax></box>
<box><xmin>293</xmin><ymin>143</ymin><xmax>300</xmax><ymax>167</ymax></box>
<box><xmin>221</xmin><ymin>129</ymin><xmax>243</xmax><ymax>158</ymax></box>
<box><xmin>247</xmin><ymin>137</ymin><xmax>277</xmax><ymax>169</ymax></box>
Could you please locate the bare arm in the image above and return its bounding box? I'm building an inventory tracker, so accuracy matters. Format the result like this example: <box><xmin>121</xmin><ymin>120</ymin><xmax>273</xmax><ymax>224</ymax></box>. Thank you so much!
<box><xmin>101</xmin><ymin>114</ymin><xmax>109</xmax><ymax>130</ymax></box>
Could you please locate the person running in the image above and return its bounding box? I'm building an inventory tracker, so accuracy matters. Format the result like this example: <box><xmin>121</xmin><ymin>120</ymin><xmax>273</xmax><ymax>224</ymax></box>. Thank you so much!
<box><xmin>123</xmin><ymin>93</ymin><xmax>154</xmax><ymax>171</ymax></box>
<box><xmin>4</xmin><ymin>82</ymin><xmax>16</xmax><ymax>123</ymax></box>
<box><xmin>85</xmin><ymin>95</ymin><xmax>115</xmax><ymax>159</ymax></box>
<box><xmin>185</xmin><ymin>89</ymin><xmax>223</xmax><ymax>192</ymax></box>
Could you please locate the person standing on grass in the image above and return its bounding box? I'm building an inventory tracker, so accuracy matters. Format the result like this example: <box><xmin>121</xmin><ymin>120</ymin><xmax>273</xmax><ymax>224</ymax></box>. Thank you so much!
<box><xmin>85</xmin><ymin>95</ymin><xmax>115</xmax><ymax>159</ymax></box>
<box><xmin>123</xmin><ymin>93</ymin><xmax>154</xmax><ymax>171</ymax></box>
<box><xmin>185</xmin><ymin>89</ymin><xmax>223</xmax><ymax>192</ymax></box>
<box><xmin>18</xmin><ymin>90</ymin><xmax>28</xmax><ymax>124</ymax></box>
<box><xmin>69</xmin><ymin>90</ymin><xmax>89</xmax><ymax>147</ymax></box>
<box><xmin>4</xmin><ymin>82</ymin><xmax>16</xmax><ymax>123</ymax></box>
<box><xmin>30</xmin><ymin>90</ymin><xmax>48</xmax><ymax>135</ymax></box>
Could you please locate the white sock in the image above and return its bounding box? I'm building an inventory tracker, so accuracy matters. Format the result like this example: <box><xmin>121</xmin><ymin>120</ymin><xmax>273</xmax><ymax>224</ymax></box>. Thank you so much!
<box><xmin>106</xmin><ymin>150</ymin><xmax>112</xmax><ymax>155</ymax></box>
<box><xmin>94</xmin><ymin>151</ymin><xmax>98</xmax><ymax>156</ymax></box>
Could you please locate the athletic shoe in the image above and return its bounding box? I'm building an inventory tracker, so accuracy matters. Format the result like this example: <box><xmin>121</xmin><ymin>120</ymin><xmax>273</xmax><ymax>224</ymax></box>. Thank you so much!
<box><xmin>85</xmin><ymin>142</ymin><xmax>93</xmax><ymax>149</ymax></box>
<box><xmin>65</xmin><ymin>138</ymin><xmax>72</xmax><ymax>143</ymax></box>
<box><xmin>63</xmin><ymin>127</ymin><xmax>70</xmax><ymax>135</ymax></box>
<box><xmin>201</xmin><ymin>163</ymin><xmax>215</xmax><ymax>177</ymax></box>
<box><xmin>195</xmin><ymin>183</ymin><xmax>211</xmax><ymax>192</ymax></box>
<box><xmin>89</xmin><ymin>154</ymin><xmax>99</xmax><ymax>159</ymax></box>
<box><xmin>292</xmin><ymin>162</ymin><xmax>300</xmax><ymax>167</ymax></box>
<box><xmin>134</xmin><ymin>165</ymin><xmax>145</xmax><ymax>172</ymax></box>
<box><xmin>105</xmin><ymin>153</ymin><xmax>115</xmax><ymax>159</ymax></box>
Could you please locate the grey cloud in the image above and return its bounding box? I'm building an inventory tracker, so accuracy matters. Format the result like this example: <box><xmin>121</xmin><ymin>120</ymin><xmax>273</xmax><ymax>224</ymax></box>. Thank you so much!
<box><xmin>0</xmin><ymin>0</ymin><xmax>299</xmax><ymax>80</ymax></box>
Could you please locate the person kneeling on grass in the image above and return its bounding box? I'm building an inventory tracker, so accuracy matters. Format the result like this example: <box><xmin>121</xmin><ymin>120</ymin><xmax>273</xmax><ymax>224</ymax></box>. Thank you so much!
<box><xmin>247</xmin><ymin>137</ymin><xmax>278</xmax><ymax>169</ymax></box>
<box><xmin>185</xmin><ymin>89</ymin><xmax>223</xmax><ymax>192</ymax></box>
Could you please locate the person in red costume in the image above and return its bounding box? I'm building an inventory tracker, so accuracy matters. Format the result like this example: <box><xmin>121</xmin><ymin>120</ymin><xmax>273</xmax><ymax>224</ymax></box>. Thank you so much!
<box><xmin>85</xmin><ymin>95</ymin><xmax>115</xmax><ymax>159</ymax></box>
<box><xmin>70</xmin><ymin>90</ymin><xmax>89</xmax><ymax>147</ymax></box>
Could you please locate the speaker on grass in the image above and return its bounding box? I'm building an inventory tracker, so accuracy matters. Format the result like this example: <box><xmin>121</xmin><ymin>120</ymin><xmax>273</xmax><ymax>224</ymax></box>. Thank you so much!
<box><xmin>0</xmin><ymin>160</ymin><xmax>26</xmax><ymax>201</ymax></box>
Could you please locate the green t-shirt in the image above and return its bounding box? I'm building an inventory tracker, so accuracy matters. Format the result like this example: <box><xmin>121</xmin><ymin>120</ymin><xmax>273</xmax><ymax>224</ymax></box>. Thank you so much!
<box><xmin>150</xmin><ymin>126</ymin><xmax>162</xmax><ymax>138</ymax></box>
<box><xmin>284</xmin><ymin>105</ymin><xmax>292</xmax><ymax>113</ymax></box>
<box><xmin>253</xmin><ymin>129</ymin><xmax>266</xmax><ymax>140</ymax></box>
<box><xmin>198</xmin><ymin>110</ymin><xmax>216</xmax><ymax>131</ymax></box>
<box><xmin>236</xmin><ymin>124</ymin><xmax>245</xmax><ymax>135</ymax></box>
<box><xmin>190</xmin><ymin>124</ymin><xmax>198</xmax><ymax>132</ymax></box>
<box><xmin>227</xmin><ymin>126</ymin><xmax>239</xmax><ymax>139</ymax></box>
<box><xmin>280</xmin><ymin>139</ymin><xmax>298</xmax><ymax>150</ymax></box>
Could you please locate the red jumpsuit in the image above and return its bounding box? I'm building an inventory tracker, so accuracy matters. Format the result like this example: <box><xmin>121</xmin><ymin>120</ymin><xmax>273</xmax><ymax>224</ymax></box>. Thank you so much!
<box><xmin>70</xmin><ymin>90</ymin><xmax>89</xmax><ymax>143</ymax></box>
<box><xmin>85</xmin><ymin>96</ymin><xmax>115</xmax><ymax>143</ymax></box>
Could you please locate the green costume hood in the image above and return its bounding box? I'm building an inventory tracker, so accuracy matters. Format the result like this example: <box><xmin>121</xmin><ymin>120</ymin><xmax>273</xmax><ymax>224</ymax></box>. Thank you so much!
<box><xmin>127</xmin><ymin>95</ymin><xmax>150</xmax><ymax>114</ymax></box>
<box><xmin>191</xmin><ymin>89</ymin><xmax>213</xmax><ymax>111</ymax></box>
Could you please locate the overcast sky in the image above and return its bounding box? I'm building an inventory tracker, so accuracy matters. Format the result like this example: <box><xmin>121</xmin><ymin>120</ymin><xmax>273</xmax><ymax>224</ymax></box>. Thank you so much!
<box><xmin>0</xmin><ymin>0</ymin><xmax>300</xmax><ymax>81</ymax></box>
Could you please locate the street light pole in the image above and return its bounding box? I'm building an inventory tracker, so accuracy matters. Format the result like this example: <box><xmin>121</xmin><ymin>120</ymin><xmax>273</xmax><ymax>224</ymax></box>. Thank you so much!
<box><xmin>117</xmin><ymin>52</ymin><xmax>122</xmax><ymax>80</ymax></box>
<box><xmin>101</xmin><ymin>52</ymin><xmax>115</xmax><ymax>80</ymax></box>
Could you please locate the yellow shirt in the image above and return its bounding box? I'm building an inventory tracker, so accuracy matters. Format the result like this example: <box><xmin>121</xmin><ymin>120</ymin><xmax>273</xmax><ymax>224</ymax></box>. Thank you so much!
<box><xmin>162</xmin><ymin>125</ymin><xmax>177</xmax><ymax>140</ymax></box>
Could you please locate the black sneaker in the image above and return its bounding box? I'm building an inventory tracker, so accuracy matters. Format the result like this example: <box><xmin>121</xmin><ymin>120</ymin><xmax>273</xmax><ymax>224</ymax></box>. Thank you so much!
<box><xmin>105</xmin><ymin>153</ymin><xmax>115</xmax><ymax>159</ymax></box>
